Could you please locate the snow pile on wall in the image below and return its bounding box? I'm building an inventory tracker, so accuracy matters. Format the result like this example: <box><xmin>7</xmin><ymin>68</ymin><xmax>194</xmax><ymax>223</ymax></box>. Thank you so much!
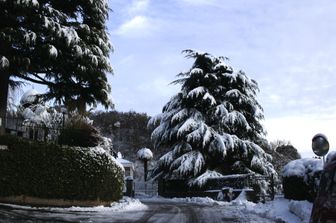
<box><xmin>289</xmin><ymin>200</ymin><xmax>312</xmax><ymax>222</ymax></box>
<box><xmin>282</xmin><ymin>158</ymin><xmax>323</xmax><ymax>183</ymax></box>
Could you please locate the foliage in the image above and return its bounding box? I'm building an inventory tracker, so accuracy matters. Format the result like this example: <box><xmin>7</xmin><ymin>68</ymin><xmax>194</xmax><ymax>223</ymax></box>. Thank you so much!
<box><xmin>149</xmin><ymin>50</ymin><xmax>276</xmax><ymax>187</ymax></box>
<box><xmin>90</xmin><ymin>111</ymin><xmax>156</xmax><ymax>161</ymax></box>
<box><xmin>91</xmin><ymin>111</ymin><xmax>151</xmax><ymax>133</ymax></box>
<box><xmin>58</xmin><ymin>115</ymin><xmax>102</xmax><ymax>147</ymax></box>
<box><xmin>0</xmin><ymin>135</ymin><xmax>124</xmax><ymax>202</ymax></box>
<box><xmin>0</xmin><ymin>0</ymin><xmax>113</xmax><ymax>117</ymax></box>
<box><xmin>265</xmin><ymin>140</ymin><xmax>301</xmax><ymax>175</ymax></box>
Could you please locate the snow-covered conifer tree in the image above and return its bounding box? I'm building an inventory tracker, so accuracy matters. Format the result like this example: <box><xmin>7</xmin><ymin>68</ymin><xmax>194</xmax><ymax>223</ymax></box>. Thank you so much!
<box><xmin>149</xmin><ymin>50</ymin><xmax>276</xmax><ymax>186</ymax></box>
<box><xmin>0</xmin><ymin>0</ymin><xmax>113</xmax><ymax>134</ymax></box>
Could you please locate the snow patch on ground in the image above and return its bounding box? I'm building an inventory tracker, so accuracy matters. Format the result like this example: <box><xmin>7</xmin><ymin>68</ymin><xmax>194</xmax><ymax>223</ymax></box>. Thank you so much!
<box><xmin>0</xmin><ymin>197</ymin><xmax>147</xmax><ymax>213</ymax></box>
<box><xmin>171</xmin><ymin>196</ymin><xmax>225</xmax><ymax>206</ymax></box>
<box><xmin>139</xmin><ymin>195</ymin><xmax>312</xmax><ymax>222</ymax></box>
<box><xmin>245</xmin><ymin>197</ymin><xmax>312</xmax><ymax>223</ymax></box>
<box><xmin>1</xmin><ymin>195</ymin><xmax>312</xmax><ymax>222</ymax></box>
<box><xmin>65</xmin><ymin>197</ymin><xmax>147</xmax><ymax>212</ymax></box>
<box><xmin>139</xmin><ymin>195</ymin><xmax>226</xmax><ymax>206</ymax></box>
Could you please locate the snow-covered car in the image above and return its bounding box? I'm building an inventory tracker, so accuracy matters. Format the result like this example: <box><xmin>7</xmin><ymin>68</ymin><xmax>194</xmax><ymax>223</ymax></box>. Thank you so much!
<box><xmin>309</xmin><ymin>153</ymin><xmax>336</xmax><ymax>223</ymax></box>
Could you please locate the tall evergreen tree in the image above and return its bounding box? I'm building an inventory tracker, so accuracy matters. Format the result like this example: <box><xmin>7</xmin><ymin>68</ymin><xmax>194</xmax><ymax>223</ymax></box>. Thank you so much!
<box><xmin>0</xmin><ymin>0</ymin><xmax>112</xmax><ymax>133</ymax></box>
<box><xmin>149</xmin><ymin>50</ymin><xmax>276</xmax><ymax>186</ymax></box>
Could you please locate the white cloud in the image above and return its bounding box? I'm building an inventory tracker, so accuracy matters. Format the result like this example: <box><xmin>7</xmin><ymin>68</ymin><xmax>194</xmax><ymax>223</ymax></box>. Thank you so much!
<box><xmin>264</xmin><ymin>116</ymin><xmax>336</xmax><ymax>158</ymax></box>
<box><xmin>115</xmin><ymin>16</ymin><xmax>156</xmax><ymax>38</ymax></box>
<box><xmin>128</xmin><ymin>0</ymin><xmax>150</xmax><ymax>15</ymax></box>
<box><xmin>138</xmin><ymin>77</ymin><xmax>179</xmax><ymax>98</ymax></box>
<box><xmin>109</xmin><ymin>0</ymin><xmax>336</xmax><ymax>155</ymax></box>
<box><xmin>179</xmin><ymin>0</ymin><xmax>217</xmax><ymax>6</ymax></box>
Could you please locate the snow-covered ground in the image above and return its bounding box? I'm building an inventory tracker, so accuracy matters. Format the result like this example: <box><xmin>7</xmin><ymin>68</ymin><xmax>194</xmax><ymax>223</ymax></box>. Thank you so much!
<box><xmin>139</xmin><ymin>194</ymin><xmax>313</xmax><ymax>223</ymax></box>
<box><xmin>0</xmin><ymin>195</ymin><xmax>312</xmax><ymax>222</ymax></box>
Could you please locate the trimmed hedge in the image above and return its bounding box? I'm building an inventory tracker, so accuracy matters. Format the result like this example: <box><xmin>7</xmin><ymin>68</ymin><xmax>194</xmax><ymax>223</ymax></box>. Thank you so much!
<box><xmin>282</xmin><ymin>158</ymin><xmax>322</xmax><ymax>202</ymax></box>
<box><xmin>282</xmin><ymin>175</ymin><xmax>320</xmax><ymax>202</ymax></box>
<box><xmin>0</xmin><ymin>135</ymin><xmax>124</xmax><ymax>203</ymax></box>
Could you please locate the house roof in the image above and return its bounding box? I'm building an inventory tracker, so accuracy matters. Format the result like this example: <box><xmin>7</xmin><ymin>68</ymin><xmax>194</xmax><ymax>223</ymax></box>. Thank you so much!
<box><xmin>116</xmin><ymin>158</ymin><xmax>133</xmax><ymax>165</ymax></box>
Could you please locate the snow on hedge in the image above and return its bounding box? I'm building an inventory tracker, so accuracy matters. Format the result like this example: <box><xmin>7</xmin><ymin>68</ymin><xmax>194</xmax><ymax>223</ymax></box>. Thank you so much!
<box><xmin>89</xmin><ymin>146</ymin><xmax>124</xmax><ymax>172</ymax></box>
<box><xmin>137</xmin><ymin>148</ymin><xmax>153</xmax><ymax>160</ymax></box>
<box><xmin>282</xmin><ymin>158</ymin><xmax>323</xmax><ymax>182</ymax></box>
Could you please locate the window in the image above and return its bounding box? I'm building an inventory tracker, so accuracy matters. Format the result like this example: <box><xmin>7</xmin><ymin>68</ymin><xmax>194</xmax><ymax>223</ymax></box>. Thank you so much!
<box><xmin>125</xmin><ymin>167</ymin><xmax>131</xmax><ymax>176</ymax></box>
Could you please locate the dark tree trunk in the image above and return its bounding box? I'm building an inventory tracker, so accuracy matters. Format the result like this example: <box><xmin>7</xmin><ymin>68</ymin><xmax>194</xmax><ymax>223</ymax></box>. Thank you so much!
<box><xmin>0</xmin><ymin>72</ymin><xmax>10</xmax><ymax>135</ymax></box>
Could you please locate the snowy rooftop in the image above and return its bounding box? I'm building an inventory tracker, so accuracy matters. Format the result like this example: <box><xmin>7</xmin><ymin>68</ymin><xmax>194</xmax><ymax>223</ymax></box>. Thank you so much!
<box><xmin>116</xmin><ymin>158</ymin><xmax>134</xmax><ymax>165</ymax></box>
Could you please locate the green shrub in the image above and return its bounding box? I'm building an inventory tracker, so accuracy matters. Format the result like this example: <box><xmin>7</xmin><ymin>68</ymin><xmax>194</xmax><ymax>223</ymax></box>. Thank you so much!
<box><xmin>0</xmin><ymin>135</ymin><xmax>124</xmax><ymax>202</ymax></box>
<box><xmin>58</xmin><ymin>117</ymin><xmax>102</xmax><ymax>147</ymax></box>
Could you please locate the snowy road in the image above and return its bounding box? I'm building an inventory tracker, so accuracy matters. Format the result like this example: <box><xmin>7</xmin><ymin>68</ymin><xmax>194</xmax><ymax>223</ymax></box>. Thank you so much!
<box><xmin>0</xmin><ymin>200</ymin><xmax>277</xmax><ymax>223</ymax></box>
<box><xmin>109</xmin><ymin>201</ymin><xmax>277</xmax><ymax>223</ymax></box>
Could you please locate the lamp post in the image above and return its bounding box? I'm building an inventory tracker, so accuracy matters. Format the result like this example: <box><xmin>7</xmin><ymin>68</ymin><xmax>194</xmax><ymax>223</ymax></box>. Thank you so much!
<box><xmin>312</xmin><ymin>133</ymin><xmax>329</xmax><ymax>167</ymax></box>
<box><xmin>137</xmin><ymin>148</ymin><xmax>153</xmax><ymax>181</ymax></box>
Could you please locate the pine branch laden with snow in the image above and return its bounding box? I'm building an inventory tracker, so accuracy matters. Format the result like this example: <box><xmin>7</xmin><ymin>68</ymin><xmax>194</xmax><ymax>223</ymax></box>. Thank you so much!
<box><xmin>137</xmin><ymin>148</ymin><xmax>153</xmax><ymax>161</ymax></box>
<box><xmin>149</xmin><ymin>49</ymin><xmax>276</xmax><ymax>184</ymax></box>
<box><xmin>170</xmin><ymin>151</ymin><xmax>205</xmax><ymax>178</ymax></box>
<box><xmin>189</xmin><ymin>170</ymin><xmax>224</xmax><ymax>187</ymax></box>
<box><xmin>0</xmin><ymin>56</ymin><xmax>10</xmax><ymax>69</ymax></box>
<box><xmin>0</xmin><ymin>0</ymin><xmax>113</xmax><ymax>113</ymax></box>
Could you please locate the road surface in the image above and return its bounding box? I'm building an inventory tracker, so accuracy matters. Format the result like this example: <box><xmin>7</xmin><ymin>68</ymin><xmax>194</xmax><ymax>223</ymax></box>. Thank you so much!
<box><xmin>0</xmin><ymin>200</ymin><xmax>278</xmax><ymax>223</ymax></box>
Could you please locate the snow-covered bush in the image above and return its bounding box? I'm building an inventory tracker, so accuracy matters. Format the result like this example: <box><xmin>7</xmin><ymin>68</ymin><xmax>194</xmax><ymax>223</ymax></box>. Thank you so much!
<box><xmin>0</xmin><ymin>135</ymin><xmax>124</xmax><ymax>203</ymax></box>
<box><xmin>17</xmin><ymin>90</ymin><xmax>63</xmax><ymax>141</ymax></box>
<box><xmin>282</xmin><ymin>158</ymin><xmax>323</xmax><ymax>201</ymax></box>
<box><xmin>149</xmin><ymin>50</ymin><xmax>277</xmax><ymax>188</ymax></box>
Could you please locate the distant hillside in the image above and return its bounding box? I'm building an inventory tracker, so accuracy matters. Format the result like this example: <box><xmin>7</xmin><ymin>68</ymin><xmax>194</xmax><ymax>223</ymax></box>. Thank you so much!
<box><xmin>90</xmin><ymin>111</ymin><xmax>168</xmax><ymax>162</ymax></box>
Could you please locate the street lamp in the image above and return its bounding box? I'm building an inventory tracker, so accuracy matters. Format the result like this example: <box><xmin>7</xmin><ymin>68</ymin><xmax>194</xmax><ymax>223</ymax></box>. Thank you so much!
<box><xmin>312</xmin><ymin>133</ymin><xmax>329</xmax><ymax>166</ymax></box>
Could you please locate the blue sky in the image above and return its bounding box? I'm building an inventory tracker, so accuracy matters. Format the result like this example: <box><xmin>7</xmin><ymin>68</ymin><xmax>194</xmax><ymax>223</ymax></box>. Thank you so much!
<box><xmin>106</xmin><ymin>0</ymin><xmax>336</xmax><ymax>157</ymax></box>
